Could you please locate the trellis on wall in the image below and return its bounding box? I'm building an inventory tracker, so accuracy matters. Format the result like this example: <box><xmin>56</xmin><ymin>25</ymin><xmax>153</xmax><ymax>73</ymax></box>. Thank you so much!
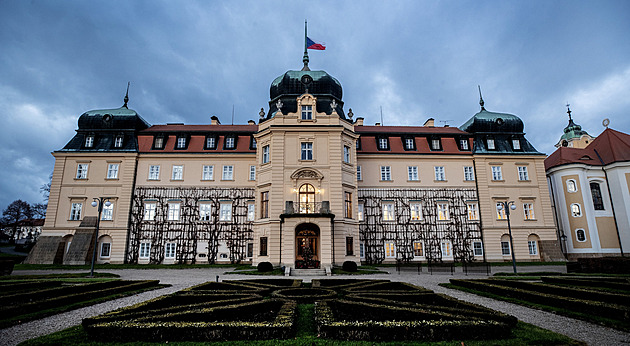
<box><xmin>127</xmin><ymin>187</ymin><xmax>254</xmax><ymax>264</ymax></box>
<box><xmin>358</xmin><ymin>188</ymin><xmax>481</xmax><ymax>264</ymax></box>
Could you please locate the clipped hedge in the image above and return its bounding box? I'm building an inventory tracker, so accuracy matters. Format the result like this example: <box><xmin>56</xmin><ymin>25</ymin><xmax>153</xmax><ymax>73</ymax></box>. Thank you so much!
<box><xmin>0</xmin><ymin>280</ymin><xmax>62</xmax><ymax>296</ymax></box>
<box><xmin>312</xmin><ymin>279</ymin><xmax>388</xmax><ymax>289</ymax></box>
<box><xmin>342</xmin><ymin>261</ymin><xmax>358</xmax><ymax>272</ymax></box>
<box><xmin>182</xmin><ymin>281</ymin><xmax>263</xmax><ymax>292</ymax></box>
<box><xmin>84</xmin><ymin>299</ymin><xmax>297</xmax><ymax>341</ymax></box>
<box><xmin>450</xmin><ymin>279</ymin><xmax>630</xmax><ymax>322</ymax></box>
<box><xmin>541</xmin><ymin>276</ymin><xmax>630</xmax><ymax>292</ymax></box>
<box><xmin>271</xmin><ymin>287</ymin><xmax>336</xmax><ymax>303</ymax></box>
<box><xmin>345</xmin><ymin>280</ymin><xmax>432</xmax><ymax>293</ymax></box>
<box><xmin>257</xmin><ymin>261</ymin><xmax>274</xmax><ymax>272</ymax></box>
<box><xmin>316</xmin><ymin>299</ymin><xmax>513</xmax><ymax>341</ymax></box>
<box><xmin>225</xmin><ymin>279</ymin><xmax>302</xmax><ymax>288</ymax></box>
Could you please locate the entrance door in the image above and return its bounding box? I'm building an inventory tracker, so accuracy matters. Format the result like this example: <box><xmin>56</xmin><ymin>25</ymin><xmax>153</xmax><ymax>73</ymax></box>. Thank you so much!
<box><xmin>295</xmin><ymin>226</ymin><xmax>320</xmax><ymax>268</ymax></box>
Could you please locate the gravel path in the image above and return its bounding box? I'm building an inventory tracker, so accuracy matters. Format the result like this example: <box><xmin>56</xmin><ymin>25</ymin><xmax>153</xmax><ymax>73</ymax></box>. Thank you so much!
<box><xmin>1</xmin><ymin>266</ymin><xmax>629</xmax><ymax>346</ymax></box>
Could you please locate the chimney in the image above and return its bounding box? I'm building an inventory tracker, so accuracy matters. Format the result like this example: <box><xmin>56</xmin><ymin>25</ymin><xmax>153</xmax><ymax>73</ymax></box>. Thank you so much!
<box><xmin>211</xmin><ymin>116</ymin><xmax>221</xmax><ymax>125</ymax></box>
<box><xmin>423</xmin><ymin>118</ymin><xmax>435</xmax><ymax>127</ymax></box>
<box><xmin>375</xmin><ymin>122</ymin><xmax>381</xmax><ymax>126</ymax></box>
<box><xmin>247</xmin><ymin>120</ymin><xmax>255</xmax><ymax>125</ymax></box>
<box><xmin>355</xmin><ymin>117</ymin><xmax>364</xmax><ymax>126</ymax></box>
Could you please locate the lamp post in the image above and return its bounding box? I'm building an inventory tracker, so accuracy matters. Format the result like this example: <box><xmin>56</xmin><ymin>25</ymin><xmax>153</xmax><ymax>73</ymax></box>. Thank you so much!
<box><xmin>89</xmin><ymin>197</ymin><xmax>111</xmax><ymax>278</ymax></box>
<box><xmin>497</xmin><ymin>201</ymin><xmax>518</xmax><ymax>274</ymax></box>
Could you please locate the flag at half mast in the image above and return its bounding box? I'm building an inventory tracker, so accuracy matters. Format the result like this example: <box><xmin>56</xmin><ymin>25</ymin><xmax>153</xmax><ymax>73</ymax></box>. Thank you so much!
<box><xmin>307</xmin><ymin>37</ymin><xmax>326</xmax><ymax>50</ymax></box>
<box><xmin>302</xmin><ymin>20</ymin><xmax>325</xmax><ymax>71</ymax></box>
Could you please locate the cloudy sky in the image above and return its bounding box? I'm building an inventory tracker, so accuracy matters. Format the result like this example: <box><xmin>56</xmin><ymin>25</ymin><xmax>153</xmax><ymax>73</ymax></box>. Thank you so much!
<box><xmin>1</xmin><ymin>0</ymin><xmax>629</xmax><ymax>213</ymax></box>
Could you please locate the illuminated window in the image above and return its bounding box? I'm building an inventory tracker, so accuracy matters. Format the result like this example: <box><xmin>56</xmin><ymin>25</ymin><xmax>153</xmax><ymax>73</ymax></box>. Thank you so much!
<box><xmin>382</xmin><ymin>202</ymin><xmax>395</xmax><ymax>221</ymax></box>
<box><xmin>345</xmin><ymin>192</ymin><xmax>352</xmax><ymax>218</ymax></box>
<box><xmin>467</xmin><ymin>203</ymin><xmax>479</xmax><ymax>220</ymax></box>
<box><xmin>523</xmin><ymin>203</ymin><xmax>535</xmax><ymax>220</ymax></box>
<box><xmin>385</xmin><ymin>242</ymin><xmax>396</xmax><ymax>258</ymax></box>
<box><xmin>496</xmin><ymin>203</ymin><xmax>507</xmax><ymax>219</ymax></box>
<box><xmin>413</xmin><ymin>241</ymin><xmax>424</xmax><ymax>257</ymax></box>
<box><xmin>441</xmin><ymin>241</ymin><xmax>452</xmax><ymax>257</ymax></box>
<box><xmin>437</xmin><ymin>203</ymin><xmax>449</xmax><ymax>220</ymax></box>
<box><xmin>410</xmin><ymin>203</ymin><xmax>422</xmax><ymax>221</ymax></box>
<box><xmin>298</xmin><ymin>184</ymin><xmax>315</xmax><ymax>213</ymax></box>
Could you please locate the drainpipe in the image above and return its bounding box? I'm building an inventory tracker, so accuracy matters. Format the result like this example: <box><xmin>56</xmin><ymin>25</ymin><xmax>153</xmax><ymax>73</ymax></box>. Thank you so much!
<box><xmin>331</xmin><ymin>216</ymin><xmax>335</xmax><ymax>265</ymax></box>
<box><xmin>279</xmin><ymin>216</ymin><xmax>283</xmax><ymax>266</ymax></box>
<box><xmin>593</xmin><ymin>149</ymin><xmax>624</xmax><ymax>257</ymax></box>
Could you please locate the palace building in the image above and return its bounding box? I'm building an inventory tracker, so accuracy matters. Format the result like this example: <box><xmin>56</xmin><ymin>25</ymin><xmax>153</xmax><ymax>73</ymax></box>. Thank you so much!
<box><xmin>27</xmin><ymin>56</ymin><xmax>564</xmax><ymax>269</ymax></box>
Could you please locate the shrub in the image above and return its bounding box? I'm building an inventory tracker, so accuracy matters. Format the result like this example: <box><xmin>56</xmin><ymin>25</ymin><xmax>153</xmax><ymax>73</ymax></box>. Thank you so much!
<box><xmin>257</xmin><ymin>262</ymin><xmax>273</xmax><ymax>272</ymax></box>
<box><xmin>342</xmin><ymin>261</ymin><xmax>358</xmax><ymax>272</ymax></box>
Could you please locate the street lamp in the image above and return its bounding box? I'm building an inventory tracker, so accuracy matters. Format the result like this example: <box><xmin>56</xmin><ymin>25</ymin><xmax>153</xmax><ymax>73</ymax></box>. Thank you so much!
<box><xmin>497</xmin><ymin>201</ymin><xmax>518</xmax><ymax>274</ymax></box>
<box><xmin>89</xmin><ymin>197</ymin><xmax>112</xmax><ymax>278</ymax></box>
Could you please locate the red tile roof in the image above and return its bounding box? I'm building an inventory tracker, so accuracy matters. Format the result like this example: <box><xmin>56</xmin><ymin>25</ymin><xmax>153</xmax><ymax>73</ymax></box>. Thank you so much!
<box><xmin>355</xmin><ymin>125</ymin><xmax>468</xmax><ymax>134</ymax></box>
<box><xmin>138</xmin><ymin>134</ymin><xmax>255</xmax><ymax>153</ymax></box>
<box><xmin>142</xmin><ymin>124</ymin><xmax>258</xmax><ymax>133</ymax></box>
<box><xmin>545</xmin><ymin>128</ymin><xmax>630</xmax><ymax>170</ymax></box>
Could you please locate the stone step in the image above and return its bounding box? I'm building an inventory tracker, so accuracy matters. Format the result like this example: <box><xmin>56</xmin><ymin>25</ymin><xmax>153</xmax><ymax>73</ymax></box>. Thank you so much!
<box><xmin>291</xmin><ymin>268</ymin><xmax>327</xmax><ymax>276</ymax></box>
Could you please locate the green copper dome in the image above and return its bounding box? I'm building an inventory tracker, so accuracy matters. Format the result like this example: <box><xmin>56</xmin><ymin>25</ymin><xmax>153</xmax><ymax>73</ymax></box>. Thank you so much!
<box><xmin>559</xmin><ymin>119</ymin><xmax>590</xmax><ymax>141</ymax></box>
<box><xmin>459</xmin><ymin>109</ymin><xmax>524</xmax><ymax>134</ymax></box>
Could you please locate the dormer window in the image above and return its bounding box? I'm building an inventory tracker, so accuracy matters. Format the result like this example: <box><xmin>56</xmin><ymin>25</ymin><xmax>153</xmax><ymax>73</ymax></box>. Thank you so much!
<box><xmin>430</xmin><ymin>138</ymin><xmax>441</xmax><ymax>150</ymax></box>
<box><xmin>512</xmin><ymin>139</ymin><xmax>521</xmax><ymax>150</ymax></box>
<box><xmin>224</xmin><ymin>136</ymin><xmax>235</xmax><ymax>149</ymax></box>
<box><xmin>460</xmin><ymin>139</ymin><xmax>469</xmax><ymax>151</ymax></box>
<box><xmin>378</xmin><ymin>137</ymin><xmax>389</xmax><ymax>150</ymax></box>
<box><xmin>301</xmin><ymin>105</ymin><xmax>313</xmax><ymax>120</ymax></box>
<box><xmin>176</xmin><ymin>136</ymin><xmax>187</xmax><ymax>149</ymax></box>
<box><xmin>356</xmin><ymin>138</ymin><xmax>361</xmax><ymax>150</ymax></box>
<box><xmin>153</xmin><ymin>136</ymin><xmax>164</xmax><ymax>149</ymax></box>
<box><xmin>250</xmin><ymin>137</ymin><xmax>257</xmax><ymax>149</ymax></box>
<box><xmin>404</xmin><ymin>137</ymin><xmax>415</xmax><ymax>150</ymax></box>
<box><xmin>113</xmin><ymin>135</ymin><xmax>123</xmax><ymax>148</ymax></box>
<box><xmin>487</xmin><ymin>139</ymin><xmax>496</xmax><ymax>150</ymax></box>
<box><xmin>205</xmin><ymin>136</ymin><xmax>217</xmax><ymax>149</ymax></box>
<box><xmin>85</xmin><ymin>135</ymin><xmax>94</xmax><ymax>148</ymax></box>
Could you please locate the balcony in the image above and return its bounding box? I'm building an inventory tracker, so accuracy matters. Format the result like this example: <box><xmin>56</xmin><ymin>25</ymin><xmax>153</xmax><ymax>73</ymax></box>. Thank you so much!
<box><xmin>284</xmin><ymin>201</ymin><xmax>331</xmax><ymax>215</ymax></box>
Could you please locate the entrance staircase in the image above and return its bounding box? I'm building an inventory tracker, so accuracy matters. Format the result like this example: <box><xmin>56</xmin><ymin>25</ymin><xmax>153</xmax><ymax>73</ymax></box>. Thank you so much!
<box><xmin>289</xmin><ymin>266</ymin><xmax>331</xmax><ymax>276</ymax></box>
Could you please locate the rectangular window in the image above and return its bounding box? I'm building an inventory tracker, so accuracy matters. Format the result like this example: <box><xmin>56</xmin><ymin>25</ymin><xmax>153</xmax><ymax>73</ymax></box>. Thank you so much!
<box><xmin>385</xmin><ymin>242</ymin><xmax>396</xmax><ymax>258</ymax></box>
<box><xmin>343</xmin><ymin>145</ymin><xmax>350</xmax><ymax>163</ymax></box>
<box><xmin>437</xmin><ymin>203</ymin><xmax>449</xmax><ymax>220</ymax></box>
<box><xmin>491</xmin><ymin>166</ymin><xmax>502</xmax><ymax>180</ymax></box>
<box><xmin>251</xmin><ymin>137</ymin><xmax>256</xmax><ymax>149</ymax></box>
<box><xmin>165</xmin><ymin>243</ymin><xmax>176</xmax><ymax>258</ymax></box>
<box><xmin>434</xmin><ymin>166</ymin><xmax>445</xmax><ymax>181</ymax></box>
<box><xmin>260</xmin><ymin>237</ymin><xmax>268</xmax><ymax>256</ymax></box>
<box><xmin>405</xmin><ymin>138</ymin><xmax>415</xmax><ymax>150</ymax></box>
<box><xmin>359</xmin><ymin>243</ymin><xmax>365</xmax><ymax>258</ymax></box>
<box><xmin>346</xmin><ymin>237</ymin><xmax>354</xmax><ymax>256</ymax></box>
<box><xmin>220</xmin><ymin>202</ymin><xmax>232</xmax><ymax>221</ymax></box>
<box><xmin>356</xmin><ymin>165</ymin><xmax>362</xmax><ymax>180</ymax></box>
<box><xmin>512</xmin><ymin>139</ymin><xmax>521</xmax><ymax>150</ymax></box>
<box><xmin>528</xmin><ymin>240</ymin><xmax>538</xmax><ymax>255</ymax></box>
<box><xmin>496</xmin><ymin>203</ymin><xmax>507</xmax><ymax>219</ymax></box>
<box><xmin>501</xmin><ymin>241</ymin><xmax>511</xmax><ymax>255</ymax></box>
<box><xmin>441</xmin><ymin>241</ymin><xmax>452</xmax><ymax>257</ymax></box>
<box><xmin>172</xmin><ymin>165</ymin><xmax>183</xmax><ymax>180</ymax></box>
<box><xmin>85</xmin><ymin>135</ymin><xmax>94</xmax><ymax>148</ymax></box>
<box><xmin>467</xmin><ymin>203</ymin><xmax>479</xmax><ymax>220</ymax></box>
<box><xmin>380</xmin><ymin>166</ymin><xmax>391</xmax><ymax>181</ymax></box>
<box><xmin>301</xmin><ymin>142</ymin><xmax>313</xmax><ymax>160</ymax></box>
<box><xmin>464</xmin><ymin>166</ymin><xmax>474</xmax><ymax>181</ymax></box>
<box><xmin>107</xmin><ymin>163</ymin><xmax>119</xmax><ymax>179</ymax></box>
<box><xmin>70</xmin><ymin>203</ymin><xmax>82</xmax><ymax>220</ymax></box>
<box><xmin>523</xmin><ymin>203</ymin><xmax>535</xmax><ymax>220</ymax></box>
<box><xmin>76</xmin><ymin>163</ymin><xmax>88</xmax><ymax>179</ymax></box>
<box><xmin>206</xmin><ymin>136</ymin><xmax>216</xmax><ymax>149</ymax></box>
<box><xmin>168</xmin><ymin>202</ymin><xmax>180</xmax><ymax>221</ymax></box>
<box><xmin>222</xmin><ymin>165</ymin><xmax>233</xmax><ymax>180</ymax></box>
<box><xmin>262</xmin><ymin>145</ymin><xmax>270</xmax><ymax>163</ymax></box>
<box><xmin>199</xmin><ymin>203</ymin><xmax>212</xmax><ymax>221</ymax></box>
<box><xmin>431</xmin><ymin>139</ymin><xmax>441</xmax><ymax>150</ymax></box>
<box><xmin>301</xmin><ymin>105</ymin><xmax>312</xmax><ymax>120</ymax></box>
<box><xmin>261</xmin><ymin>192</ymin><xmax>269</xmax><ymax>218</ymax></box>
<box><xmin>176</xmin><ymin>137</ymin><xmax>186</xmax><ymax>149</ymax></box>
<box><xmin>487</xmin><ymin>139</ymin><xmax>495</xmax><ymax>150</ymax></box>
<box><xmin>378</xmin><ymin>138</ymin><xmax>388</xmax><ymax>150</ymax></box>
<box><xmin>249</xmin><ymin>165</ymin><xmax>256</xmax><ymax>180</ymax></box>
<box><xmin>410</xmin><ymin>203</ymin><xmax>423</xmax><ymax>221</ymax></box>
<box><xmin>100</xmin><ymin>242</ymin><xmax>111</xmax><ymax>258</ymax></box>
<box><xmin>408</xmin><ymin>166</ymin><xmax>419</xmax><ymax>181</ymax></box>
<box><xmin>153</xmin><ymin>136</ymin><xmax>164</xmax><ymax>149</ymax></box>
<box><xmin>202</xmin><ymin>165</ymin><xmax>214</xmax><ymax>180</ymax></box>
<box><xmin>225</xmin><ymin>136</ymin><xmax>235</xmax><ymax>149</ymax></box>
<box><xmin>382</xmin><ymin>202</ymin><xmax>395</xmax><ymax>221</ymax></box>
<box><xmin>413</xmin><ymin>241</ymin><xmax>424</xmax><ymax>257</ymax></box>
<box><xmin>518</xmin><ymin>166</ymin><xmax>529</xmax><ymax>181</ymax></box>
<box><xmin>460</xmin><ymin>139</ymin><xmax>469</xmax><ymax>150</ymax></box>
<box><xmin>139</xmin><ymin>242</ymin><xmax>151</xmax><ymax>258</ymax></box>
<box><xmin>247</xmin><ymin>243</ymin><xmax>254</xmax><ymax>257</ymax></box>
<box><xmin>247</xmin><ymin>203</ymin><xmax>255</xmax><ymax>221</ymax></box>
<box><xmin>473</xmin><ymin>241</ymin><xmax>483</xmax><ymax>256</ymax></box>
<box><xmin>114</xmin><ymin>136</ymin><xmax>123</xmax><ymax>148</ymax></box>
<box><xmin>358</xmin><ymin>203</ymin><xmax>364</xmax><ymax>221</ymax></box>
<box><xmin>101</xmin><ymin>203</ymin><xmax>113</xmax><ymax>220</ymax></box>
<box><xmin>144</xmin><ymin>202</ymin><xmax>156</xmax><ymax>221</ymax></box>
<box><xmin>345</xmin><ymin>192</ymin><xmax>352</xmax><ymax>218</ymax></box>
<box><xmin>149</xmin><ymin>165</ymin><xmax>160</xmax><ymax>180</ymax></box>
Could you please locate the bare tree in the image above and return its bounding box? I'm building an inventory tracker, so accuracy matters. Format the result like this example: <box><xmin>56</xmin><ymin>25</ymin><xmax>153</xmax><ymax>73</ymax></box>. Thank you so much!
<box><xmin>2</xmin><ymin>200</ymin><xmax>33</xmax><ymax>243</ymax></box>
<box><xmin>40</xmin><ymin>173</ymin><xmax>52</xmax><ymax>202</ymax></box>
<box><xmin>31</xmin><ymin>203</ymin><xmax>47</xmax><ymax>219</ymax></box>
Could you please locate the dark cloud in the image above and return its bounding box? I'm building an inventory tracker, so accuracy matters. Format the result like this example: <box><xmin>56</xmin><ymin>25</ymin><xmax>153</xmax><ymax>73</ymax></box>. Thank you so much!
<box><xmin>1</xmin><ymin>0</ymin><xmax>629</xmax><ymax>211</ymax></box>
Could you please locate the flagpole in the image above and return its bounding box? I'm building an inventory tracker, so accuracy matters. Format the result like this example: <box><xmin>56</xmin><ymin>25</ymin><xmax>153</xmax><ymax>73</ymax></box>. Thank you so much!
<box><xmin>302</xmin><ymin>20</ymin><xmax>309</xmax><ymax>70</ymax></box>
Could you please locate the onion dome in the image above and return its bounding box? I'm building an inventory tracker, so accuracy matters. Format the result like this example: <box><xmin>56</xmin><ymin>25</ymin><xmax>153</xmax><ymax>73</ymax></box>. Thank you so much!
<box><xmin>558</xmin><ymin>105</ymin><xmax>591</xmax><ymax>146</ymax></box>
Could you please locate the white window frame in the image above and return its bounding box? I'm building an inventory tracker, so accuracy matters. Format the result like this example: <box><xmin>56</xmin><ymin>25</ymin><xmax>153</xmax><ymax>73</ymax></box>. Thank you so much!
<box><xmin>473</xmin><ymin>241</ymin><xmax>483</xmax><ymax>256</ymax></box>
<box><xmin>408</xmin><ymin>166</ymin><xmax>419</xmax><ymax>181</ymax></box>
<box><xmin>441</xmin><ymin>241</ymin><xmax>452</xmax><ymax>257</ymax></box>
<box><xmin>100</xmin><ymin>242</ymin><xmax>111</xmax><ymax>258</ymax></box>
<box><xmin>570</xmin><ymin>203</ymin><xmax>582</xmax><ymax>217</ymax></box>
<box><xmin>262</xmin><ymin>145</ymin><xmax>270</xmax><ymax>163</ymax></box>
<box><xmin>380</xmin><ymin>166</ymin><xmax>391</xmax><ymax>181</ymax></box>
<box><xmin>206</xmin><ymin>136</ymin><xmax>216</xmax><ymax>149</ymax></box>
<box><xmin>467</xmin><ymin>203</ymin><xmax>479</xmax><ymax>220</ymax></box>
<box><xmin>357</xmin><ymin>165</ymin><xmax>362</xmax><ymax>180</ymax></box>
<box><xmin>464</xmin><ymin>166</ymin><xmax>474</xmax><ymax>181</ymax></box>
<box><xmin>144</xmin><ymin>202</ymin><xmax>156</xmax><ymax>221</ymax></box>
<box><xmin>202</xmin><ymin>165</ymin><xmax>214</xmax><ymax>181</ymax></box>
<box><xmin>487</xmin><ymin>139</ymin><xmax>495</xmax><ymax>150</ymax></box>
<box><xmin>518</xmin><ymin>166</ymin><xmax>529</xmax><ymax>181</ymax></box>
<box><xmin>384</xmin><ymin>242</ymin><xmax>396</xmax><ymax>258</ymax></box>
<box><xmin>172</xmin><ymin>165</ymin><xmax>183</xmax><ymax>180</ymax></box>
<box><xmin>566</xmin><ymin>179</ymin><xmax>578</xmax><ymax>193</ymax></box>
<box><xmin>199</xmin><ymin>203</ymin><xmax>212</xmax><ymax>221</ymax></box>
<box><xmin>413</xmin><ymin>241</ymin><xmax>424</xmax><ymax>258</ymax></box>
<box><xmin>154</xmin><ymin>137</ymin><xmax>164</xmax><ymax>149</ymax></box>
<box><xmin>576</xmin><ymin>229</ymin><xmax>587</xmax><ymax>242</ymax></box>
<box><xmin>359</xmin><ymin>242</ymin><xmax>365</xmax><ymax>259</ymax></box>
<box><xmin>460</xmin><ymin>139</ymin><xmax>469</xmax><ymax>150</ymax></box>
<box><xmin>528</xmin><ymin>240</ymin><xmax>538</xmax><ymax>255</ymax></box>
<box><xmin>85</xmin><ymin>135</ymin><xmax>94</xmax><ymax>148</ymax></box>
<box><xmin>139</xmin><ymin>242</ymin><xmax>151</xmax><ymax>259</ymax></box>
<box><xmin>249</xmin><ymin>165</ymin><xmax>256</xmax><ymax>180</ymax></box>
<box><xmin>225</xmin><ymin>136</ymin><xmax>235</xmax><ymax>149</ymax></box>
<box><xmin>76</xmin><ymin>163</ymin><xmax>88</xmax><ymax>179</ymax></box>
<box><xmin>501</xmin><ymin>241</ymin><xmax>511</xmax><ymax>255</ymax></box>
<box><xmin>301</xmin><ymin>105</ymin><xmax>312</xmax><ymax>120</ymax></box>
<box><xmin>523</xmin><ymin>203</ymin><xmax>535</xmax><ymax>220</ymax></box>
<box><xmin>437</xmin><ymin>202</ymin><xmax>450</xmax><ymax>220</ymax></box>
<box><xmin>434</xmin><ymin>166</ymin><xmax>445</xmax><ymax>181</ymax></box>
<box><xmin>405</xmin><ymin>138</ymin><xmax>414</xmax><ymax>150</ymax></box>
<box><xmin>222</xmin><ymin>165</ymin><xmax>234</xmax><ymax>180</ymax></box>
<box><xmin>101</xmin><ymin>203</ymin><xmax>113</xmax><ymax>220</ymax></box>
<box><xmin>382</xmin><ymin>202</ymin><xmax>395</xmax><ymax>221</ymax></box>
<box><xmin>343</xmin><ymin>145</ymin><xmax>351</xmax><ymax>163</ymax></box>
<box><xmin>512</xmin><ymin>139</ymin><xmax>521</xmax><ymax>150</ymax></box>
<box><xmin>114</xmin><ymin>136</ymin><xmax>123</xmax><ymax>148</ymax></box>
<box><xmin>167</xmin><ymin>202</ymin><xmax>180</xmax><ymax>221</ymax></box>
<box><xmin>431</xmin><ymin>139</ymin><xmax>441</xmax><ymax>150</ymax></box>
<box><xmin>70</xmin><ymin>203</ymin><xmax>82</xmax><ymax>220</ymax></box>
<box><xmin>410</xmin><ymin>202</ymin><xmax>423</xmax><ymax>221</ymax></box>
<box><xmin>301</xmin><ymin>142</ymin><xmax>313</xmax><ymax>161</ymax></box>
<box><xmin>247</xmin><ymin>203</ymin><xmax>255</xmax><ymax>221</ymax></box>
<box><xmin>165</xmin><ymin>243</ymin><xmax>176</xmax><ymax>259</ymax></box>
<box><xmin>107</xmin><ymin>163</ymin><xmax>119</xmax><ymax>179</ymax></box>
<box><xmin>219</xmin><ymin>202</ymin><xmax>232</xmax><ymax>221</ymax></box>
<box><xmin>491</xmin><ymin>166</ymin><xmax>503</xmax><ymax>181</ymax></box>
<box><xmin>149</xmin><ymin>165</ymin><xmax>160</xmax><ymax>180</ymax></box>
<box><xmin>176</xmin><ymin>137</ymin><xmax>186</xmax><ymax>149</ymax></box>
<box><xmin>378</xmin><ymin>138</ymin><xmax>388</xmax><ymax>149</ymax></box>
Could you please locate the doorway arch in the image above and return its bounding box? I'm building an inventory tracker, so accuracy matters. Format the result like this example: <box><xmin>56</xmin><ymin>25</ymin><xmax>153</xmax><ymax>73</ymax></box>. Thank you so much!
<box><xmin>295</xmin><ymin>223</ymin><xmax>320</xmax><ymax>268</ymax></box>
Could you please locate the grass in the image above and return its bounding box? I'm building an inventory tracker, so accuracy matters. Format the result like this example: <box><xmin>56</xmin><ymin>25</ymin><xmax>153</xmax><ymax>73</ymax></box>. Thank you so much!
<box><xmin>0</xmin><ymin>272</ymin><xmax>119</xmax><ymax>280</ymax></box>
<box><xmin>441</xmin><ymin>282</ymin><xmax>630</xmax><ymax>332</ymax></box>
<box><xmin>14</xmin><ymin>263</ymin><xmax>246</xmax><ymax>270</ymax></box>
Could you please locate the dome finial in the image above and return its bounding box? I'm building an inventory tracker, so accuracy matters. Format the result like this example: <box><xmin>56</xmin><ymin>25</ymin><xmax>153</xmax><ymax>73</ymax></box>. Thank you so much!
<box><xmin>123</xmin><ymin>82</ymin><xmax>130</xmax><ymax>108</ymax></box>
<box><xmin>566</xmin><ymin>103</ymin><xmax>572</xmax><ymax>121</ymax></box>
<box><xmin>478</xmin><ymin>85</ymin><xmax>485</xmax><ymax>111</ymax></box>
<box><xmin>302</xmin><ymin>20</ymin><xmax>310</xmax><ymax>71</ymax></box>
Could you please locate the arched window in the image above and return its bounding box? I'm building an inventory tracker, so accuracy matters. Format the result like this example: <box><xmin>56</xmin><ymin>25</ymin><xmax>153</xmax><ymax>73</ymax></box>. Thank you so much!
<box><xmin>576</xmin><ymin>229</ymin><xmax>587</xmax><ymax>242</ymax></box>
<box><xmin>566</xmin><ymin>179</ymin><xmax>577</xmax><ymax>193</ymax></box>
<box><xmin>590</xmin><ymin>182</ymin><xmax>605</xmax><ymax>210</ymax></box>
<box><xmin>570</xmin><ymin>203</ymin><xmax>581</xmax><ymax>217</ymax></box>
<box><xmin>298</xmin><ymin>184</ymin><xmax>316</xmax><ymax>213</ymax></box>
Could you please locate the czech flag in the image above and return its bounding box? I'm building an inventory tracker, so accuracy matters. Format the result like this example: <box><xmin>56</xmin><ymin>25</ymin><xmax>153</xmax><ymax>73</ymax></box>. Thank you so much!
<box><xmin>307</xmin><ymin>37</ymin><xmax>326</xmax><ymax>50</ymax></box>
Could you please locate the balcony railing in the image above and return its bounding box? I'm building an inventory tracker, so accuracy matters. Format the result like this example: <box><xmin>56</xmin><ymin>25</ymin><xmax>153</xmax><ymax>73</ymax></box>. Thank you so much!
<box><xmin>284</xmin><ymin>201</ymin><xmax>331</xmax><ymax>215</ymax></box>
